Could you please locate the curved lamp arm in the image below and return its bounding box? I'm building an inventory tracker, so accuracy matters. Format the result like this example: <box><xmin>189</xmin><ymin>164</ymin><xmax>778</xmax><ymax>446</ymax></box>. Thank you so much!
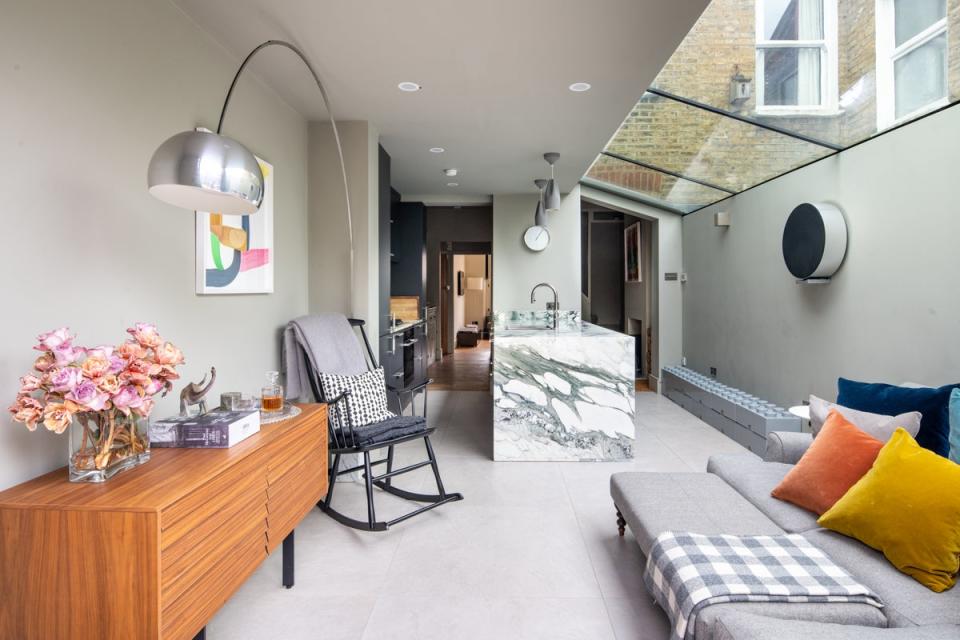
<box><xmin>218</xmin><ymin>39</ymin><xmax>355</xmax><ymax>314</ymax></box>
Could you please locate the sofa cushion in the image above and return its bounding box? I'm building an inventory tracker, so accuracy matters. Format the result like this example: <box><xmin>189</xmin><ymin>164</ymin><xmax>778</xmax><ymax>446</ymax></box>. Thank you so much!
<box><xmin>837</xmin><ymin>378</ymin><xmax>959</xmax><ymax>457</ymax></box>
<box><xmin>809</xmin><ymin>394</ymin><xmax>921</xmax><ymax>440</ymax></box>
<box><xmin>707</xmin><ymin>454</ymin><xmax>820</xmax><ymax>533</ymax></box>
<box><xmin>610</xmin><ymin>472</ymin><xmax>783</xmax><ymax>555</ymax></box>
<box><xmin>713</xmin><ymin>612</ymin><xmax>959</xmax><ymax>640</ymax></box>
<box><xmin>772</xmin><ymin>411</ymin><xmax>884</xmax><ymax>515</ymax></box>
<box><xmin>806</xmin><ymin>528</ymin><xmax>960</xmax><ymax>627</ymax></box>
<box><xmin>694</xmin><ymin>603</ymin><xmax>887</xmax><ymax>640</ymax></box>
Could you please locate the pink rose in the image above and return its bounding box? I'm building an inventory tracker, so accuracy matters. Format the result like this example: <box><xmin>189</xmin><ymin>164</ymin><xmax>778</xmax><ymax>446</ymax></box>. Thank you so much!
<box><xmin>19</xmin><ymin>374</ymin><xmax>43</xmax><ymax>393</ymax></box>
<box><xmin>111</xmin><ymin>385</ymin><xmax>144</xmax><ymax>416</ymax></box>
<box><xmin>9</xmin><ymin>395</ymin><xmax>44</xmax><ymax>431</ymax></box>
<box><xmin>81</xmin><ymin>355</ymin><xmax>110</xmax><ymax>379</ymax></box>
<box><xmin>42</xmin><ymin>402</ymin><xmax>74</xmax><ymax>434</ymax></box>
<box><xmin>154</xmin><ymin>342</ymin><xmax>184</xmax><ymax>366</ymax></box>
<box><xmin>53</xmin><ymin>345</ymin><xmax>85</xmax><ymax>366</ymax></box>
<box><xmin>66</xmin><ymin>381</ymin><xmax>110</xmax><ymax>412</ymax></box>
<box><xmin>117</xmin><ymin>341</ymin><xmax>147</xmax><ymax>361</ymax></box>
<box><xmin>107</xmin><ymin>355</ymin><xmax>126</xmax><ymax>374</ymax></box>
<box><xmin>86</xmin><ymin>345</ymin><xmax>115</xmax><ymax>360</ymax></box>
<box><xmin>132</xmin><ymin>396</ymin><xmax>155</xmax><ymax>418</ymax></box>
<box><xmin>127</xmin><ymin>323</ymin><xmax>161</xmax><ymax>349</ymax></box>
<box><xmin>34</xmin><ymin>328</ymin><xmax>73</xmax><ymax>352</ymax></box>
<box><xmin>34</xmin><ymin>354</ymin><xmax>56</xmax><ymax>372</ymax></box>
<box><xmin>47</xmin><ymin>367</ymin><xmax>83</xmax><ymax>392</ymax></box>
<box><xmin>143</xmin><ymin>378</ymin><xmax>164</xmax><ymax>396</ymax></box>
<box><xmin>157</xmin><ymin>364</ymin><xmax>181</xmax><ymax>381</ymax></box>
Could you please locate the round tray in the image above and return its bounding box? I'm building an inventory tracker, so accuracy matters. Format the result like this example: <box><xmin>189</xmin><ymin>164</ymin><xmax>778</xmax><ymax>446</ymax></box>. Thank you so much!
<box><xmin>260</xmin><ymin>403</ymin><xmax>302</xmax><ymax>425</ymax></box>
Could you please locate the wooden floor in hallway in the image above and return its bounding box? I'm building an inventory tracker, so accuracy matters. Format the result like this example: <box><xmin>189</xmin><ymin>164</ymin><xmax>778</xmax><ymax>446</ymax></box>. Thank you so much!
<box><xmin>428</xmin><ymin>340</ymin><xmax>491</xmax><ymax>391</ymax></box>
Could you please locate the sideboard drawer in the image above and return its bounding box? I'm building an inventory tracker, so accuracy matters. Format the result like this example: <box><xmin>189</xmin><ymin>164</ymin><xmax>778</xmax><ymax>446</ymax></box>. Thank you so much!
<box><xmin>266</xmin><ymin>453</ymin><xmax>326</xmax><ymax>550</ymax></box>
<box><xmin>161</xmin><ymin>529</ymin><xmax>266</xmax><ymax>640</ymax></box>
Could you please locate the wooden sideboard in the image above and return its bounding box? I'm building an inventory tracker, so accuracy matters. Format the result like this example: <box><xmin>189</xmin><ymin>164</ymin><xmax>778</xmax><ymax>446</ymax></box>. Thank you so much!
<box><xmin>0</xmin><ymin>403</ymin><xmax>328</xmax><ymax>640</ymax></box>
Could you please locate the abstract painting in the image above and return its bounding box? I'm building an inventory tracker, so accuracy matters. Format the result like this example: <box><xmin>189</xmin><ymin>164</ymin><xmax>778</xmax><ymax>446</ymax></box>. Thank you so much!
<box><xmin>195</xmin><ymin>157</ymin><xmax>274</xmax><ymax>294</ymax></box>
<box><xmin>624</xmin><ymin>222</ymin><xmax>641</xmax><ymax>283</ymax></box>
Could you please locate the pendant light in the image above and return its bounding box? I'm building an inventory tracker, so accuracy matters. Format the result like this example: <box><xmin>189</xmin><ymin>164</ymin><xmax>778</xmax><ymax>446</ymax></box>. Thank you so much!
<box><xmin>534</xmin><ymin>179</ymin><xmax>548</xmax><ymax>227</ymax></box>
<box><xmin>543</xmin><ymin>152</ymin><xmax>561</xmax><ymax>212</ymax></box>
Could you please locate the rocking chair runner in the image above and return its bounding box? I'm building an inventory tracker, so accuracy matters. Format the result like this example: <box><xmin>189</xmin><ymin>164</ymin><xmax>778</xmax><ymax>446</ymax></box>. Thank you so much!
<box><xmin>298</xmin><ymin>316</ymin><xmax>463</xmax><ymax>531</ymax></box>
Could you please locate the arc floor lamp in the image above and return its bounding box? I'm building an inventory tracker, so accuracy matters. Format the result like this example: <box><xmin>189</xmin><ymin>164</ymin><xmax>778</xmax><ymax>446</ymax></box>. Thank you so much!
<box><xmin>147</xmin><ymin>40</ymin><xmax>355</xmax><ymax>309</ymax></box>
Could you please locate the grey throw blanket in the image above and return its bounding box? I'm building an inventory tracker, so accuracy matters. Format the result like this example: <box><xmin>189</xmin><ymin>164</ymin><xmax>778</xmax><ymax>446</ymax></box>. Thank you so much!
<box><xmin>644</xmin><ymin>532</ymin><xmax>883</xmax><ymax>640</ymax></box>
<box><xmin>282</xmin><ymin>313</ymin><xmax>369</xmax><ymax>401</ymax></box>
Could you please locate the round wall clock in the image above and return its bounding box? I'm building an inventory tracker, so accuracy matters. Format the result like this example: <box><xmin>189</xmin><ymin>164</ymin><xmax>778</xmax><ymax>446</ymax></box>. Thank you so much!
<box><xmin>523</xmin><ymin>225</ymin><xmax>550</xmax><ymax>252</ymax></box>
<box><xmin>781</xmin><ymin>202</ymin><xmax>847</xmax><ymax>280</ymax></box>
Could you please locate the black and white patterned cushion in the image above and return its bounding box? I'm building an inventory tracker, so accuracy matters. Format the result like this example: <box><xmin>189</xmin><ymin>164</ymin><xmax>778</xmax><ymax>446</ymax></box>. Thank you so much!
<box><xmin>318</xmin><ymin>367</ymin><xmax>394</xmax><ymax>428</ymax></box>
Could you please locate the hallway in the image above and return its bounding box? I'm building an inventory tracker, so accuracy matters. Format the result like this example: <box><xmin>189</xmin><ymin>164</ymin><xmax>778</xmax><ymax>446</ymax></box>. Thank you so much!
<box><xmin>427</xmin><ymin>340</ymin><xmax>491</xmax><ymax>392</ymax></box>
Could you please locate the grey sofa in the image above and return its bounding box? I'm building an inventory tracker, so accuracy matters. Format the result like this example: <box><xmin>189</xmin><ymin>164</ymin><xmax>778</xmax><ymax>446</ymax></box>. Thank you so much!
<box><xmin>610</xmin><ymin>431</ymin><xmax>960</xmax><ymax>639</ymax></box>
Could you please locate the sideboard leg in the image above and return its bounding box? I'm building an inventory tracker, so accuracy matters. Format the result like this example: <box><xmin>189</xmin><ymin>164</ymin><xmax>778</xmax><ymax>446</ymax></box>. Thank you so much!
<box><xmin>192</xmin><ymin>628</ymin><xmax>206</xmax><ymax>640</ymax></box>
<box><xmin>282</xmin><ymin>530</ymin><xmax>295</xmax><ymax>589</ymax></box>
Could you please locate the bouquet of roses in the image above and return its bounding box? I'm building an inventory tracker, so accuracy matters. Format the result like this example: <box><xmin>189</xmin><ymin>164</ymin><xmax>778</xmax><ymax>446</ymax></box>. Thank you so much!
<box><xmin>8</xmin><ymin>323</ymin><xmax>184</xmax><ymax>472</ymax></box>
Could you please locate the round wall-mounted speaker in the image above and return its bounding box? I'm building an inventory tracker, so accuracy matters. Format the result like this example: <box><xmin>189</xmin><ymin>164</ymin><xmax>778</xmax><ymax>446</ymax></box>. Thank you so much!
<box><xmin>781</xmin><ymin>202</ymin><xmax>847</xmax><ymax>280</ymax></box>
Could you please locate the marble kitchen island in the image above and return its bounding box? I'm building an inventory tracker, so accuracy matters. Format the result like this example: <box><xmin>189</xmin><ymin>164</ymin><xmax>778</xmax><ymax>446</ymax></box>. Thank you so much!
<box><xmin>492</xmin><ymin>311</ymin><xmax>635</xmax><ymax>461</ymax></box>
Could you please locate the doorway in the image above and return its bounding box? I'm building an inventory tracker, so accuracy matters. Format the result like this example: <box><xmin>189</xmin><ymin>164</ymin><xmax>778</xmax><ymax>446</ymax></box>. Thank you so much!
<box><xmin>432</xmin><ymin>244</ymin><xmax>492</xmax><ymax>391</ymax></box>
<box><xmin>581</xmin><ymin>204</ymin><xmax>654</xmax><ymax>388</ymax></box>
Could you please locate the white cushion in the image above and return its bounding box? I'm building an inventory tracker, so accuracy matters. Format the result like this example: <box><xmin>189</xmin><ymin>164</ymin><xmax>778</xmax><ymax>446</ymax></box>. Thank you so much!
<box><xmin>809</xmin><ymin>395</ymin><xmax>921</xmax><ymax>440</ymax></box>
<box><xmin>319</xmin><ymin>367</ymin><xmax>394</xmax><ymax>428</ymax></box>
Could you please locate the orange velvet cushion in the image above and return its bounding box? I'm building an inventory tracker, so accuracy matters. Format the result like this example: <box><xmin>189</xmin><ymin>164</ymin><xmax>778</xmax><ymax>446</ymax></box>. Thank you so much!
<box><xmin>772</xmin><ymin>410</ymin><xmax>885</xmax><ymax>515</ymax></box>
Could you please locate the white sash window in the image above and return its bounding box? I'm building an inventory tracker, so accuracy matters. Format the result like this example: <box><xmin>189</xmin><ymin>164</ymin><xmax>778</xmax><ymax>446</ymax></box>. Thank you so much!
<box><xmin>756</xmin><ymin>0</ymin><xmax>838</xmax><ymax>114</ymax></box>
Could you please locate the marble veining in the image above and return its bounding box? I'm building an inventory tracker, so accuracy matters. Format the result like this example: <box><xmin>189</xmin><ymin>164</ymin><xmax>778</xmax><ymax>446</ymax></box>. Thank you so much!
<box><xmin>493</xmin><ymin>312</ymin><xmax>635</xmax><ymax>461</ymax></box>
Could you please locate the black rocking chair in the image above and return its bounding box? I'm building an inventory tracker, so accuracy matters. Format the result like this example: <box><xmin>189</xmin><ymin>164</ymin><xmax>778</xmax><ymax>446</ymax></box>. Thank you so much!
<box><xmin>301</xmin><ymin>317</ymin><xmax>463</xmax><ymax>531</ymax></box>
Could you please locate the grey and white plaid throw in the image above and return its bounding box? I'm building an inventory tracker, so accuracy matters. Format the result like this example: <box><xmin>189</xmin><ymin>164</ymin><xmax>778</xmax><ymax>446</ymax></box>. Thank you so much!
<box><xmin>644</xmin><ymin>532</ymin><xmax>883</xmax><ymax>640</ymax></box>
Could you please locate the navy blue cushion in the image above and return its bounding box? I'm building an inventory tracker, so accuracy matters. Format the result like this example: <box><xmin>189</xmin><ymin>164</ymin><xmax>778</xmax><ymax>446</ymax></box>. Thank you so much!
<box><xmin>837</xmin><ymin>378</ymin><xmax>960</xmax><ymax>457</ymax></box>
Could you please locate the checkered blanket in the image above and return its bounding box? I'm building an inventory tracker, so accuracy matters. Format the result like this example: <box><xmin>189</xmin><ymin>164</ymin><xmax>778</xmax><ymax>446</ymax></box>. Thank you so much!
<box><xmin>644</xmin><ymin>532</ymin><xmax>883</xmax><ymax>640</ymax></box>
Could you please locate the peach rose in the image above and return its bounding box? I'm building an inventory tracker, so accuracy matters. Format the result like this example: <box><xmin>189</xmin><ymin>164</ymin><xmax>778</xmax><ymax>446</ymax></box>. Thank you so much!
<box><xmin>19</xmin><ymin>374</ymin><xmax>43</xmax><ymax>393</ymax></box>
<box><xmin>81</xmin><ymin>355</ymin><xmax>110</xmax><ymax>379</ymax></box>
<box><xmin>132</xmin><ymin>396</ymin><xmax>155</xmax><ymax>418</ymax></box>
<box><xmin>127</xmin><ymin>323</ymin><xmax>162</xmax><ymax>349</ymax></box>
<box><xmin>34</xmin><ymin>353</ymin><xmax>56</xmax><ymax>372</ymax></box>
<box><xmin>9</xmin><ymin>396</ymin><xmax>44</xmax><ymax>431</ymax></box>
<box><xmin>42</xmin><ymin>402</ymin><xmax>74</xmax><ymax>434</ymax></box>
<box><xmin>96</xmin><ymin>374</ymin><xmax>121</xmax><ymax>395</ymax></box>
<box><xmin>154</xmin><ymin>342</ymin><xmax>184</xmax><ymax>366</ymax></box>
<box><xmin>117</xmin><ymin>341</ymin><xmax>147</xmax><ymax>361</ymax></box>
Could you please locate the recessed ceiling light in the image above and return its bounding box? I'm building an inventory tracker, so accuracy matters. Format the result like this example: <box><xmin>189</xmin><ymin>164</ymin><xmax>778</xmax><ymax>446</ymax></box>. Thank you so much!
<box><xmin>429</xmin><ymin>147</ymin><xmax>445</xmax><ymax>153</ymax></box>
<box><xmin>569</xmin><ymin>82</ymin><xmax>592</xmax><ymax>92</ymax></box>
<box><xmin>443</xmin><ymin>168</ymin><xmax>458</xmax><ymax>177</ymax></box>
<box><xmin>447</xmin><ymin>182</ymin><xmax>459</xmax><ymax>187</ymax></box>
<box><xmin>398</xmin><ymin>82</ymin><xmax>422</xmax><ymax>92</ymax></box>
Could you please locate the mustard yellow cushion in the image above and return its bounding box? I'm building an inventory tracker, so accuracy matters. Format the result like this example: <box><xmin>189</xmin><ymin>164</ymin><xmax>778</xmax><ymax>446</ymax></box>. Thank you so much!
<box><xmin>818</xmin><ymin>428</ymin><xmax>960</xmax><ymax>592</ymax></box>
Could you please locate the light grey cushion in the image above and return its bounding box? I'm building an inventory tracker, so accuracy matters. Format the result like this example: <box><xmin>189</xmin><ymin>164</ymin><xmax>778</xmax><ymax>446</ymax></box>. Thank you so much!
<box><xmin>805</xmin><ymin>529</ymin><xmax>960</xmax><ymax>628</ymax></box>
<box><xmin>707</xmin><ymin>454</ymin><xmax>820</xmax><ymax>533</ymax></box>
<box><xmin>609</xmin><ymin>472</ymin><xmax>783</xmax><ymax>556</ymax></box>
<box><xmin>714</xmin><ymin>612</ymin><xmax>959</xmax><ymax>640</ymax></box>
<box><xmin>809</xmin><ymin>395</ymin><xmax>922</xmax><ymax>440</ymax></box>
<box><xmin>765</xmin><ymin>431</ymin><xmax>814</xmax><ymax>464</ymax></box>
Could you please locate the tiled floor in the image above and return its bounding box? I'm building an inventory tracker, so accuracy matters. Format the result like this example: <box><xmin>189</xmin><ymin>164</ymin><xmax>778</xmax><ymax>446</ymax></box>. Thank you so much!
<box><xmin>209</xmin><ymin>390</ymin><xmax>750</xmax><ymax>639</ymax></box>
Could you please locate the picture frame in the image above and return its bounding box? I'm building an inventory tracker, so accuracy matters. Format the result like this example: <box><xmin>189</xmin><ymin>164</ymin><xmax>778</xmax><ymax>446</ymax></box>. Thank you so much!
<box><xmin>195</xmin><ymin>156</ymin><xmax>274</xmax><ymax>294</ymax></box>
<box><xmin>624</xmin><ymin>222</ymin><xmax>641</xmax><ymax>283</ymax></box>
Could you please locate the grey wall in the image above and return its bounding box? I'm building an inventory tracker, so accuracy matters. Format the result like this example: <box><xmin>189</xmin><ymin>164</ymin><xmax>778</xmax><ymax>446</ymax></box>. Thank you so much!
<box><xmin>308</xmin><ymin>120</ymin><xmax>381</xmax><ymax>338</ymax></box>
<box><xmin>682</xmin><ymin>105</ymin><xmax>960</xmax><ymax>408</ymax></box>
<box><xmin>492</xmin><ymin>187</ymin><xmax>582</xmax><ymax>312</ymax></box>
<box><xmin>0</xmin><ymin>0</ymin><xmax>310</xmax><ymax>490</ymax></box>
<box><xmin>424</xmin><ymin>206</ymin><xmax>493</xmax><ymax>309</ymax></box>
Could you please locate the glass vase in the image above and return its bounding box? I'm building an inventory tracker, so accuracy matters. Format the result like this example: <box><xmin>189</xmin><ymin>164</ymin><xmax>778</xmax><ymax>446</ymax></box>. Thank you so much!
<box><xmin>69</xmin><ymin>411</ymin><xmax>151</xmax><ymax>483</ymax></box>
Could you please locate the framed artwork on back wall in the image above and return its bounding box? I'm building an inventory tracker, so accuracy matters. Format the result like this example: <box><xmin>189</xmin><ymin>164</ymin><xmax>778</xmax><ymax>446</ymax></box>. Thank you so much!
<box><xmin>196</xmin><ymin>156</ymin><xmax>274</xmax><ymax>294</ymax></box>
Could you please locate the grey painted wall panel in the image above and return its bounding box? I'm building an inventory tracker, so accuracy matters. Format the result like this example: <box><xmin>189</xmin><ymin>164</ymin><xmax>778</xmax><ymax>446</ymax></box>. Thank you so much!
<box><xmin>682</xmin><ymin>105</ymin><xmax>960</xmax><ymax>408</ymax></box>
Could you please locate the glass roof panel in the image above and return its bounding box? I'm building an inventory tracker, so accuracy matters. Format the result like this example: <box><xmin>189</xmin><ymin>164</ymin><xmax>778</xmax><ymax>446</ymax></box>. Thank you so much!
<box><xmin>585</xmin><ymin>154</ymin><xmax>730</xmax><ymax>214</ymax></box>
<box><xmin>604</xmin><ymin>92</ymin><xmax>834</xmax><ymax>193</ymax></box>
<box><xmin>649</xmin><ymin>0</ymin><xmax>959</xmax><ymax>149</ymax></box>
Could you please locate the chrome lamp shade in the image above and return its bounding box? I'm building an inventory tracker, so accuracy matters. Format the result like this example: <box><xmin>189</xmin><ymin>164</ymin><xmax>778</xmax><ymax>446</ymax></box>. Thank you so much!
<box><xmin>147</xmin><ymin>130</ymin><xmax>264</xmax><ymax>215</ymax></box>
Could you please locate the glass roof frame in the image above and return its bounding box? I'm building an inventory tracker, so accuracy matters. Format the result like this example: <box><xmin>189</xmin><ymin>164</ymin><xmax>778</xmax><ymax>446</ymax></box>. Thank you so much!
<box><xmin>582</xmin><ymin>0</ymin><xmax>960</xmax><ymax>216</ymax></box>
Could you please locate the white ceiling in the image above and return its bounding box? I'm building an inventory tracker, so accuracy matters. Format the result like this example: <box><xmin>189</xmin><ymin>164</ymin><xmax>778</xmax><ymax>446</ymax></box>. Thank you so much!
<box><xmin>172</xmin><ymin>0</ymin><xmax>708</xmax><ymax>197</ymax></box>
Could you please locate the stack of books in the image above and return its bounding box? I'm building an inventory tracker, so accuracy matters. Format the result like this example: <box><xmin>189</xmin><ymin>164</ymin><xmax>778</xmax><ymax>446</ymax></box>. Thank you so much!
<box><xmin>150</xmin><ymin>410</ymin><xmax>261</xmax><ymax>448</ymax></box>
